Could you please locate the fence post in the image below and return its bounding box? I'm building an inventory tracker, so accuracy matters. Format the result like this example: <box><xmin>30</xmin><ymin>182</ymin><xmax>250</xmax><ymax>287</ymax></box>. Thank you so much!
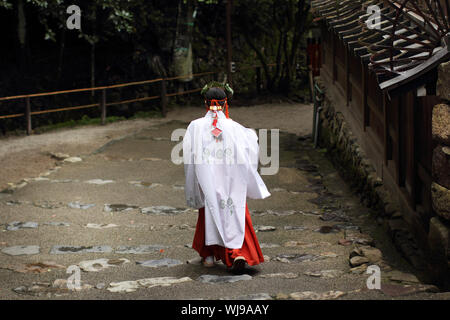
<box><xmin>256</xmin><ymin>66</ymin><xmax>261</xmax><ymax>93</ymax></box>
<box><xmin>25</xmin><ymin>97</ymin><xmax>32</xmax><ymax>135</ymax></box>
<box><xmin>100</xmin><ymin>89</ymin><xmax>106</xmax><ymax>125</ymax></box>
<box><xmin>161</xmin><ymin>78</ymin><xmax>167</xmax><ymax>117</ymax></box>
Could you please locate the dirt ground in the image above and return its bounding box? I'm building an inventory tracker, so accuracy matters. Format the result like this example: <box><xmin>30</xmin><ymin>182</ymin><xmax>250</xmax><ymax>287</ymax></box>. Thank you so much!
<box><xmin>0</xmin><ymin>101</ymin><xmax>448</xmax><ymax>300</ymax></box>
<box><xmin>0</xmin><ymin>103</ymin><xmax>313</xmax><ymax>192</ymax></box>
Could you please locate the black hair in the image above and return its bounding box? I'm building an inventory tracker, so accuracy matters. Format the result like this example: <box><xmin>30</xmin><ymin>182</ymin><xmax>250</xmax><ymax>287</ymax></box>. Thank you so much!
<box><xmin>205</xmin><ymin>87</ymin><xmax>227</xmax><ymax>106</ymax></box>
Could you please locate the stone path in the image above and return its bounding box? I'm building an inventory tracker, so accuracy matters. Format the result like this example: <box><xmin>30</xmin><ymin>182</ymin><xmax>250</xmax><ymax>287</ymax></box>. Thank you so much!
<box><xmin>0</xmin><ymin>105</ymin><xmax>449</xmax><ymax>300</ymax></box>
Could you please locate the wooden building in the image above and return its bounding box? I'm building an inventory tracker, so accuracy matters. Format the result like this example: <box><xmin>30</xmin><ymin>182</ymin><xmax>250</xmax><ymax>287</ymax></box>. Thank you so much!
<box><xmin>311</xmin><ymin>0</ymin><xmax>449</xmax><ymax>271</ymax></box>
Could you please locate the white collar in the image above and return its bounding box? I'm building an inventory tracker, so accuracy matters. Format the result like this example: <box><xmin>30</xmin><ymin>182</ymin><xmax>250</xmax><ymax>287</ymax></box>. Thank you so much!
<box><xmin>204</xmin><ymin>110</ymin><xmax>226</xmax><ymax>119</ymax></box>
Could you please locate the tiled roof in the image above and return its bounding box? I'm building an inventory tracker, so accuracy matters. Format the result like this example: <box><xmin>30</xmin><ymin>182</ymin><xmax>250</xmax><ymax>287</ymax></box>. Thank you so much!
<box><xmin>311</xmin><ymin>0</ymin><xmax>450</xmax><ymax>91</ymax></box>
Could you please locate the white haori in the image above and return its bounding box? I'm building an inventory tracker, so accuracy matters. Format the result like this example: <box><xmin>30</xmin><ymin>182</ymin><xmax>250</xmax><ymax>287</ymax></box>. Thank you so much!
<box><xmin>183</xmin><ymin>111</ymin><xmax>270</xmax><ymax>249</ymax></box>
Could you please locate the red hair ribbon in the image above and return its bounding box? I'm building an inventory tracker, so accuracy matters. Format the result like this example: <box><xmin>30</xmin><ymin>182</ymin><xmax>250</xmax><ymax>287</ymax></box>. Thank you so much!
<box><xmin>207</xmin><ymin>98</ymin><xmax>229</xmax><ymax>139</ymax></box>
<box><xmin>207</xmin><ymin>98</ymin><xmax>229</xmax><ymax>119</ymax></box>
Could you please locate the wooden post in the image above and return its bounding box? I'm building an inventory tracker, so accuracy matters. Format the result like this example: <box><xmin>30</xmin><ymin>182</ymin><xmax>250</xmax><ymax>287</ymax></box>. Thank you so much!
<box><xmin>409</xmin><ymin>91</ymin><xmax>417</xmax><ymax>208</ymax></box>
<box><xmin>362</xmin><ymin>63</ymin><xmax>369</xmax><ymax>131</ymax></box>
<box><xmin>383</xmin><ymin>92</ymin><xmax>389</xmax><ymax>166</ymax></box>
<box><xmin>397</xmin><ymin>94</ymin><xmax>403</xmax><ymax>186</ymax></box>
<box><xmin>100</xmin><ymin>89</ymin><xmax>106</xmax><ymax>125</ymax></box>
<box><xmin>25</xmin><ymin>96</ymin><xmax>31</xmax><ymax>135</ymax></box>
<box><xmin>332</xmin><ymin>33</ymin><xmax>336</xmax><ymax>83</ymax></box>
<box><xmin>345</xmin><ymin>46</ymin><xmax>350</xmax><ymax>106</ymax></box>
<box><xmin>256</xmin><ymin>66</ymin><xmax>261</xmax><ymax>93</ymax></box>
<box><xmin>161</xmin><ymin>78</ymin><xmax>167</xmax><ymax>117</ymax></box>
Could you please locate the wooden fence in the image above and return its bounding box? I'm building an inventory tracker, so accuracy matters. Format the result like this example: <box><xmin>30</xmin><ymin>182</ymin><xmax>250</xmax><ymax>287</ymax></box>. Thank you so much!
<box><xmin>0</xmin><ymin>64</ymin><xmax>274</xmax><ymax>135</ymax></box>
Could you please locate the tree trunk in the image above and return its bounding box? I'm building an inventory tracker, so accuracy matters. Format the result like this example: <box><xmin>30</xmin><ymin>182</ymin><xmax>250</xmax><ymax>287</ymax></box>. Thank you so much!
<box><xmin>57</xmin><ymin>28</ymin><xmax>66</xmax><ymax>85</ymax></box>
<box><xmin>226</xmin><ymin>0</ymin><xmax>233</xmax><ymax>86</ymax></box>
<box><xmin>289</xmin><ymin>0</ymin><xmax>308</xmax><ymax>72</ymax></box>
<box><xmin>91</xmin><ymin>42</ymin><xmax>95</xmax><ymax>93</ymax></box>
<box><xmin>279</xmin><ymin>34</ymin><xmax>291</xmax><ymax>94</ymax></box>
<box><xmin>242</xmin><ymin>32</ymin><xmax>272</xmax><ymax>91</ymax></box>
<box><xmin>90</xmin><ymin>6</ymin><xmax>97</xmax><ymax>96</ymax></box>
<box><xmin>274</xmin><ymin>29</ymin><xmax>283</xmax><ymax>87</ymax></box>
<box><xmin>17</xmin><ymin>0</ymin><xmax>26</xmax><ymax>73</ymax></box>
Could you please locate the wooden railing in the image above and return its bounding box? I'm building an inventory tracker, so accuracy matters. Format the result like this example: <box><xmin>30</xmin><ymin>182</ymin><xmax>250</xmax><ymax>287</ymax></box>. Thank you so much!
<box><xmin>318</xmin><ymin>14</ymin><xmax>441</xmax><ymax>222</ymax></box>
<box><xmin>0</xmin><ymin>64</ymin><xmax>275</xmax><ymax>135</ymax></box>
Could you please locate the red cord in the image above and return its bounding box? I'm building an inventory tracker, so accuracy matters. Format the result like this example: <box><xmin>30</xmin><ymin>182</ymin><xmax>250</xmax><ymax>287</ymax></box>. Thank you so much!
<box><xmin>225</xmin><ymin>100</ymin><xmax>229</xmax><ymax>118</ymax></box>
<box><xmin>206</xmin><ymin>98</ymin><xmax>229</xmax><ymax>119</ymax></box>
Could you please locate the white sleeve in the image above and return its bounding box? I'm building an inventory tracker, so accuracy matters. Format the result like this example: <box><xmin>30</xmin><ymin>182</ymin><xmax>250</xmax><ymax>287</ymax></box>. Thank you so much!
<box><xmin>183</xmin><ymin>124</ymin><xmax>204</xmax><ymax>208</ymax></box>
<box><xmin>245</xmin><ymin>128</ymin><xmax>271</xmax><ymax>200</ymax></box>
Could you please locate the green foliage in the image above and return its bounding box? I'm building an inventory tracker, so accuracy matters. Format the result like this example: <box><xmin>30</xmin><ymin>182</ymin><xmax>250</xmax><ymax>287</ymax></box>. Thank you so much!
<box><xmin>96</xmin><ymin>0</ymin><xmax>136</xmax><ymax>33</ymax></box>
<box><xmin>233</xmin><ymin>0</ymin><xmax>312</xmax><ymax>94</ymax></box>
<box><xmin>33</xmin><ymin>109</ymin><xmax>166</xmax><ymax>134</ymax></box>
<box><xmin>1</xmin><ymin>0</ymin><xmax>138</xmax><ymax>43</ymax></box>
<box><xmin>0</xmin><ymin>0</ymin><xmax>315</xmax><ymax>136</ymax></box>
<box><xmin>0</xmin><ymin>0</ymin><xmax>12</xmax><ymax>9</ymax></box>
<box><xmin>201</xmin><ymin>82</ymin><xmax>234</xmax><ymax>97</ymax></box>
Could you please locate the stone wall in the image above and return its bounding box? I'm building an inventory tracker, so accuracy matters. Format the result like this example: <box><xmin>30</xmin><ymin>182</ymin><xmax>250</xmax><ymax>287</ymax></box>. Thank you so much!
<box><xmin>315</xmin><ymin>69</ymin><xmax>450</xmax><ymax>288</ymax></box>
<box><xmin>429</xmin><ymin>62</ymin><xmax>450</xmax><ymax>286</ymax></box>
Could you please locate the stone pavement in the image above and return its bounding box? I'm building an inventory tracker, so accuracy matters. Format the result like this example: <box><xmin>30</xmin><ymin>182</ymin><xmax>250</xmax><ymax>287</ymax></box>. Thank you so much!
<box><xmin>0</xmin><ymin>109</ymin><xmax>449</xmax><ymax>300</ymax></box>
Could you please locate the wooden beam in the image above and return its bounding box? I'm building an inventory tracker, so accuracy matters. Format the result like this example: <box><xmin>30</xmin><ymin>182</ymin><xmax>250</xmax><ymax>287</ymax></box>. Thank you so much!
<box><xmin>408</xmin><ymin>89</ymin><xmax>417</xmax><ymax>209</ymax></box>
<box><xmin>380</xmin><ymin>48</ymin><xmax>450</xmax><ymax>91</ymax></box>
<box><xmin>345</xmin><ymin>44</ymin><xmax>350</xmax><ymax>106</ymax></box>
<box><xmin>396</xmin><ymin>94</ymin><xmax>403</xmax><ymax>186</ymax></box>
<box><xmin>362</xmin><ymin>63</ymin><xmax>369</xmax><ymax>131</ymax></box>
<box><xmin>332</xmin><ymin>32</ymin><xmax>337</xmax><ymax>83</ymax></box>
<box><xmin>383</xmin><ymin>91</ymin><xmax>389</xmax><ymax>165</ymax></box>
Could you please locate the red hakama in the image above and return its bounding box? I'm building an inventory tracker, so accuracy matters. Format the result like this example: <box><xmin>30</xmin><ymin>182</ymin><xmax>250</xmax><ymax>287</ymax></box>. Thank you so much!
<box><xmin>192</xmin><ymin>204</ymin><xmax>264</xmax><ymax>267</ymax></box>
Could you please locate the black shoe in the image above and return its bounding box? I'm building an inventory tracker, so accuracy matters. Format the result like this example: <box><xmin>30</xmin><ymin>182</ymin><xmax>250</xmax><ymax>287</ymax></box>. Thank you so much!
<box><xmin>231</xmin><ymin>256</ymin><xmax>246</xmax><ymax>274</ymax></box>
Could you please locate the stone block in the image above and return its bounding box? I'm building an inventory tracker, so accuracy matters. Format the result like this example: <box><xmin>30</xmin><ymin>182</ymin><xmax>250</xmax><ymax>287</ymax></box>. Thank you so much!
<box><xmin>428</xmin><ymin>217</ymin><xmax>450</xmax><ymax>287</ymax></box>
<box><xmin>431</xmin><ymin>182</ymin><xmax>450</xmax><ymax>221</ymax></box>
<box><xmin>432</xmin><ymin>145</ymin><xmax>450</xmax><ymax>189</ymax></box>
<box><xmin>429</xmin><ymin>217</ymin><xmax>449</xmax><ymax>254</ymax></box>
<box><xmin>432</xmin><ymin>104</ymin><xmax>450</xmax><ymax>145</ymax></box>
<box><xmin>437</xmin><ymin>62</ymin><xmax>450</xmax><ymax>101</ymax></box>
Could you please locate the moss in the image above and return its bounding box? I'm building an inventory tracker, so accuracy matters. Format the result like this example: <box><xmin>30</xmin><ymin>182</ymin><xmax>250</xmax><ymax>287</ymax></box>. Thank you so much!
<box><xmin>130</xmin><ymin>110</ymin><xmax>163</xmax><ymax>119</ymax></box>
<box><xmin>319</xmin><ymin>107</ymin><xmax>382</xmax><ymax>208</ymax></box>
<box><xmin>35</xmin><ymin>115</ymin><xmax>126</xmax><ymax>134</ymax></box>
